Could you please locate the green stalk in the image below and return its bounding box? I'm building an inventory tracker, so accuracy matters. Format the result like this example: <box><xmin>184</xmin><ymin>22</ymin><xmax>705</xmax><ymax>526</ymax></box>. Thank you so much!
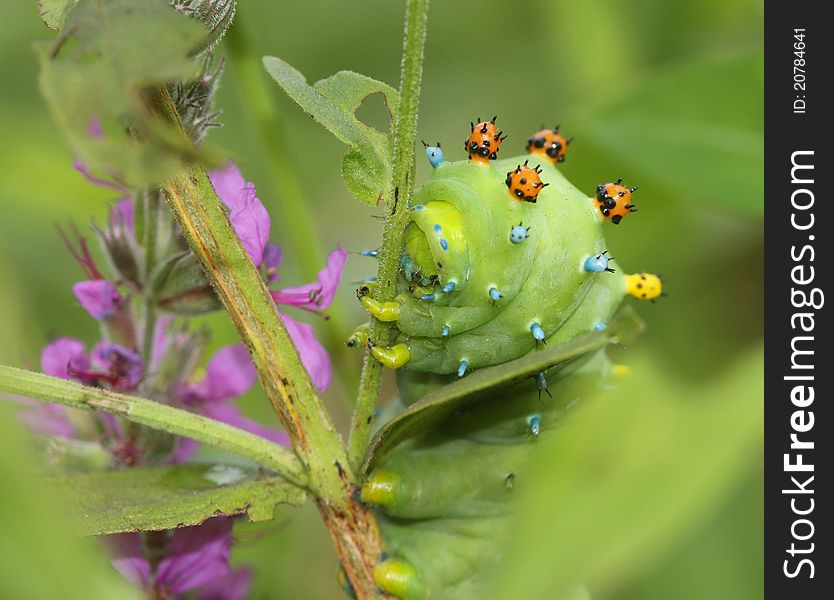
<box><xmin>348</xmin><ymin>0</ymin><xmax>430</xmax><ymax>470</ymax></box>
<box><xmin>153</xmin><ymin>91</ymin><xmax>387</xmax><ymax>598</ymax></box>
<box><xmin>0</xmin><ymin>365</ymin><xmax>306</xmax><ymax>486</ymax></box>
<box><xmin>141</xmin><ymin>187</ymin><xmax>160</xmax><ymax>366</ymax></box>
<box><xmin>223</xmin><ymin>10</ymin><xmax>357</xmax><ymax>395</ymax></box>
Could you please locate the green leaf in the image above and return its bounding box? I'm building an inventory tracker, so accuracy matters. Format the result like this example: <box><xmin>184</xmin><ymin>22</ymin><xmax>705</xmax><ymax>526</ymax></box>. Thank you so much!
<box><xmin>578</xmin><ymin>54</ymin><xmax>763</xmax><ymax>216</ymax></box>
<box><xmin>36</xmin><ymin>0</ymin><xmax>78</xmax><ymax>30</ymax></box>
<box><xmin>35</xmin><ymin>0</ymin><xmax>209</xmax><ymax>187</ymax></box>
<box><xmin>362</xmin><ymin>307</ymin><xmax>644</xmax><ymax>475</ymax></box>
<box><xmin>263</xmin><ymin>57</ymin><xmax>398</xmax><ymax>205</ymax></box>
<box><xmin>46</xmin><ymin>464</ymin><xmax>307</xmax><ymax>536</ymax></box>
<box><xmin>0</xmin><ymin>406</ymin><xmax>137</xmax><ymax>598</ymax></box>
<box><xmin>489</xmin><ymin>347</ymin><xmax>763</xmax><ymax>599</ymax></box>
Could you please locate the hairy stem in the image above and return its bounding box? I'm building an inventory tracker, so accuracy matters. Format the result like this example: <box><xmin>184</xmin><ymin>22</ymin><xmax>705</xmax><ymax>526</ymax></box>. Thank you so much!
<box><xmin>153</xmin><ymin>91</ymin><xmax>387</xmax><ymax>598</ymax></box>
<box><xmin>0</xmin><ymin>365</ymin><xmax>307</xmax><ymax>486</ymax></box>
<box><xmin>223</xmin><ymin>10</ymin><xmax>357</xmax><ymax>395</ymax></box>
<box><xmin>348</xmin><ymin>0</ymin><xmax>430</xmax><ymax>470</ymax></box>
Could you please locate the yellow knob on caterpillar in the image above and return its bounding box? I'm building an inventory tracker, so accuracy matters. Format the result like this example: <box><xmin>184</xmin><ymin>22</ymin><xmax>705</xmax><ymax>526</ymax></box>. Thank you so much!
<box><xmin>625</xmin><ymin>272</ymin><xmax>664</xmax><ymax>302</ymax></box>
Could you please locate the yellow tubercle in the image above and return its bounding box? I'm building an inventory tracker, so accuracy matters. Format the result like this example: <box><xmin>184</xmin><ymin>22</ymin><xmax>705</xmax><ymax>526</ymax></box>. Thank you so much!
<box><xmin>360</xmin><ymin>469</ymin><xmax>399</xmax><ymax>506</ymax></box>
<box><xmin>612</xmin><ymin>364</ymin><xmax>631</xmax><ymax>379</ymax></box>
<box><xmin>625</xmin><ymin>272</ymin><xmax>663</xmax><ymax>301</ymax></box>
<box><xmin>360</xmin><ymin>296</ymin><xmax>401</xmax><ymax>321</ymax></box>
<box><xmin>371</xmin><ymin>343</ymin><xmax>412</xmax><ymax>369</ymax></box>
<box><xmin>373</xmin><ymin>557</ymin><xmax>422</xmax><ymax>599</ymax></box>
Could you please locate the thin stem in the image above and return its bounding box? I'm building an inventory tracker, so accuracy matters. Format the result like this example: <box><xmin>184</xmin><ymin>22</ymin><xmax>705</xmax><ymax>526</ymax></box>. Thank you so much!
<box><xmin>152</xmin><ymin>90</ymin><xmax>387</xmax><ymax>598</ymax></box>
<box><xmin>223</xmin><ymin>11</ymin><xmax>357</xmax><ymax>396</ymax></box>
<box><xmin>348</xmin><ymin>0</ymin><xmax>430</xmax><ymax>470</ymax></box>
<box><xmin>141</xmin><ymin>187</ymin><xmax>160</xmax><ymax>366</ymax></box>
<box><xmin>0</xmin><ymin>365</ymin><xmax>307</xmax><ymax>487</ymax></box>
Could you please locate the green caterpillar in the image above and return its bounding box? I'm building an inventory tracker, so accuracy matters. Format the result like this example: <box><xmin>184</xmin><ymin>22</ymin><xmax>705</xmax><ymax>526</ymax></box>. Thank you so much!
<box><xmin>350</xmin><ymin>120</ymin><xmax>663</xmax><ymax>599</ymax></box>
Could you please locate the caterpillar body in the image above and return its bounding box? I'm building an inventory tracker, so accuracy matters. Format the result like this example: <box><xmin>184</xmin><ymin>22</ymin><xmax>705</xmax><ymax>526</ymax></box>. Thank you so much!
<box><xmin>354</xmin><ymin>121</ymin><xmax>662</xmax><ymax>599</ymax></box>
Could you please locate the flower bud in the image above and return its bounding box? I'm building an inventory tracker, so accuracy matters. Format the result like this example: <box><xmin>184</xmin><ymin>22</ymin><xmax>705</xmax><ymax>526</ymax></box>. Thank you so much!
<box><xmin>154</xmin><ymin>252</ymin><xmax>222</xmax><ymax>315</ymax></box>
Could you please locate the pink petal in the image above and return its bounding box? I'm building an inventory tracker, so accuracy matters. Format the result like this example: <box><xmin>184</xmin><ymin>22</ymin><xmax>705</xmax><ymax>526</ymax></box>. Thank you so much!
<box><xmin>195</xmin><ymin>567</ymin><xmax>252</xmax><ymax>600</ymax></box>
<box><xmin>105</xmin><ymin>533</ymin><xmax>152</xmax><ymax>588</ymax></box>
<box><xmin>209</xmin><ymin>163</ymin><xmax>270</xmax><ymax>267</ymax></box>
<box><xmin>280</xmin><ymin>313</ymin><xmax>332</xmax><ymax>392</ymax></box>
<box><xmin>262</xmin><ymin>243</ymin><xmax>283</xmax><ymax>283</ymax></box>
<box><xmin>72</xmin><ymin>159</ymin><xmax>128</xmax><ymax>192</ymax></box>
<box><xmin>72</xmin><ymin>280</ymin><xmax>122</xmax><ymax>320</ymax></box>
<box><xmin>41</xmin><ymin>337</ymin><xmax>89</xmax><ymax>379</ymax></box>
<box><xmin>157</xmin><ymin>518</ymin><xmax>233</xmax><ymax>594</ymax></box>
<box><xmin>204</xmin><ymin>404</ymin><xmax>291</xmax><ymax>447</ymax></box>
<box><xmin>91</xmin><ymin>342</ymin><xmax>144</xmax><ymax>390</ymax></box>
<box><xmin>270</xmin><ymin>247</ymin><xmax>348</xmax><ymax>311</ymax></box>
<box><xmin>169</xmin><ymin>437</ymin><xmax>200</xmax><ymax>464</ymax></box>
<box><xmin>18</xmin><ymin>402</ymin><xmax>76</xmax><ymax>438</ymax></box>
<box><xmin>110</xmin><ymin>198</ymin><xmax>135</xmax><ymax>236</ymax></box>
<box><xmin>196</xmin><ymin>345</ymin><xmax>257</xmax><ymax>403</ymax></box>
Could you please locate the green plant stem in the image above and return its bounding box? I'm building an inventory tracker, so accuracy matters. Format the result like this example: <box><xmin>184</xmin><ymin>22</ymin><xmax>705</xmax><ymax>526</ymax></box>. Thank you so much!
<box><xmin>0</xmin><ymin>365</ymin><xmax>307</xmax><ymax>486</ymax></box>
<box><xmin>141</xmin><ymin>187</ymin><xmax>160</xmax><ymax>366</ymax></box>
<box><xmin>153</xmin><ymin>90</ymin><xmax>387</xmax><ymax>599</ymax></box>
<box><xmin>223</xmin><ymin>10</ymin><xmax>357</xmax><ymax>396</ymax></box>
<box><xmin>348</xmin><ymin>0</ymin><xmax>430</xmax><ymax>470</ymax></box>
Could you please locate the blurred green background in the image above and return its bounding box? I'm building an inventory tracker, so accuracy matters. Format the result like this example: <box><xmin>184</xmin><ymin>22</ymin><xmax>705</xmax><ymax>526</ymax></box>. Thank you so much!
<box><xmin>1</xmin><ymin>0</ymin><xmax>762</xmax><ymax>598</ymax></box>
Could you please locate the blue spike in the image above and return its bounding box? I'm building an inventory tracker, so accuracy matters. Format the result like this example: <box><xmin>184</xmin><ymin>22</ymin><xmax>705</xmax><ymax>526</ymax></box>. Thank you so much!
<box><xmin>527</xmin><ymin>414</ymin><xmax>541</xmax><ymax>437</ymax></box>
<box><xmin>488</xmin><ymin>287</ymin><xmax>502</xmax><ymax>302</ymax></box>
<box><xmin>457</xmin><ymin>360</ymin><xmax>468</xmax><ymax>378</ymax></box>
<box><xmin>421</xmin><ymin>293</ymin><xmax>436</xmax><ymax>302</ymax></box>
<box><xmin>530</xmin><ymin>322</ymin><xmax>545</xmax><ymax>343</ymax></box>
<box><xmin>535</xmin><ymin>371</ymin><xmax>552</xmax><ymax>400</ymax></box>
<box><xmin>583</xmin><ymin>251</ymin><xmax>614</xmax><ymax>273</ymax></box>
<box><xmin>400</xmin><ymin>255</ymin><xmax>414</xmax><ymax>280</ymax></box>
<box><xmin>425</xmin><ymin>143</ymin><xmax>444</xmax><ymax>168</ymax></box>
<box><xmin>441</xmin><ymin>324</ymin><xmax>450</xmax><ymax>337</ymax></box>
<box><xmin>509</xmin><ymin>223</ymin><xmax>529</xmax><ymax>244</ymax></box>
<box><xmin>593</xmin><ymin>321</ymin><xmax>608</xmax><ymax>332</ymax></box>
<box><xmin>442</xmin><ymin>281</ymin><xmax>456</xmax><ymax>293</ymax></box>
<box><xmin>360</xmin><ymin>249</ymin><xmax>379</xmax><ymax>258</ymax></box>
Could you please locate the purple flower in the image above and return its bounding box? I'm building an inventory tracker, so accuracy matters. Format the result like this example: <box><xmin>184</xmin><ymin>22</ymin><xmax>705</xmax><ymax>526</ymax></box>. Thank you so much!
<box><xmin>208</xmin><ymin>161</ymin><xmax>348</xmax><ymax>392</ymax></box>
<box><xmin>108</xmin><ymin>518</ymin><xmax>250</xmax><ymax>600</ymax></box>
<box><xmin>270</xmin><ymin>247</ymin><xmax>349</xmax><ymax>313</ymax></box>
<box><xmin>110</xmin><ymin>198</ymin><xmax>135</xmax><ymax>237</ymax></box>
<box><xmin>72</xmin><ymin>159</ymin><xmax>129</xmax><ymax>193</ymax></box>
<box><xmin>73</xmin><ymin>280</ymin><xmax>123</xmax><ymax>319</ymax></box>
<box><xmin>173</xmin><ymin>344</ymin><xmax>289</xmax><ymax>462</ymax></box>
<box><xmin>209</xmin><ymin>163</ymin><xmax>270</xmax><ymax>267</ymax></box>
<box><xmin>40</xmin><ymin>337</ymin><xmax>143</xmax><ymax>391</ymax></box>
<box><xmin>279</xmin><ymin>313</ymin><xmax>332</xmax><ymax>392</ymax></box>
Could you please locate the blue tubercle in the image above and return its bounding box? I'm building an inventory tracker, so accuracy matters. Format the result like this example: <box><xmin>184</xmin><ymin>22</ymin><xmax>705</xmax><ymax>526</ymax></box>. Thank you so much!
<box><xmin>421</xmin><ymin>293</ymin><xmax>436</xmax><ymax>302</ymax></box>
<box><xmin>527</xmin><ymin>414</ymin><xmax>541</xmax><ymax>437</ymax></box>
<box><xmin>583</xmin><ymin>250</ymin><xmax>615</xmax><ymax>273</ymax></box>
<box><xmin>593</xmin><ymin>321</ymin><xmax>608</xmax><ymax>332</ymax></box>
<box><xmin>423</xmin><ymin>141</ymin><xmax>444</xmax><ymax>168</ymax></box>
<box><xmin>442</xmin><ymin>281</ymin><xmax>456</xmax><ymax>293</ymax></box>
<box><xmin>530</xmin><ymin>322</ymin><xmax>545</xmax><ymax>343</ymax></box>
<box><xmin>488</xmin><ymin>287</ymin><xmax>502</xmax><ymax>302</ymax></box>
<box><xmin>360</xmin><ymin>249</ymin><xmax>379</xmax><ymax>258</ymax></box>
<box><xmin>440</xmin><ymin>238</ymin><xmax>449</xmax><ymax>251</ymax></box>
<box><xmin>433</xmin><ymin>224</ymin><xmax>442</xmax><ymax>233</ymax></box>
<box><xmin>441</xmin><ymin>324</ymin><xmax>450</xmax><ymax>337</ymax></box>
<box><xmin>535</xmin><ymin>371</ymin><xmax>552</xmax><ymax>400</ymax></box>
<box><xmin>400</xmin><ymin>254</ymin><xmax>414</xmax><ymax>280</ymax></box>
<box><xmin>414</xmin><ymin>204</ymin><xmax>424</xmax><ymax>211</ymax></box>
<box><xmin>457</xmin><ymin>360</ymin><xmax>468</xmax><ymax>378</ymax></box>
<box><xmin>509</xmin><ymin>222</ymin><xmax>530</xmax><ymax>244</ymax></box>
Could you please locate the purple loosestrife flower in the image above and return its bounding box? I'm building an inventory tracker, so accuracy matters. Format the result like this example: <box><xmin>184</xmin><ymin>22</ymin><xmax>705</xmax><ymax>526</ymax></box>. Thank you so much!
<box><xmin>208</xmin><ymin>162</ymin><xmax>349</xmax><ymax>392</ymax></box>
<box><xmin>73</xmin><ymin>279</ymin><xmax>123</xmax><ymax>319</ymax></box>
<box><xmin>108</xmin><ymin>518</ymin><xmax>250</xmax><ymax>600</ymax></box>
<box><xmin>172</xmin><ymin>344</ymin><xmax>290</xmax><ymax>463</ymax></box>
<box><xmin>41</xmin><ymin>337</ymin><xmax>143</xmax><ymax>392</ymax></box>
